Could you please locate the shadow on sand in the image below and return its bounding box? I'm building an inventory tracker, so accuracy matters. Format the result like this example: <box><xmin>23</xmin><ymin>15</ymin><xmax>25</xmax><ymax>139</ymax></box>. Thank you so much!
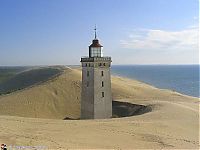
<box><xmin>112</xmin><ymin>100</ymin><xmax>152</xmax><ymax>118</ymax></box>
<box><xmin>64</xmin><ymin>100</ymin><xmax>152</xmax><ymax>120</ymax></box>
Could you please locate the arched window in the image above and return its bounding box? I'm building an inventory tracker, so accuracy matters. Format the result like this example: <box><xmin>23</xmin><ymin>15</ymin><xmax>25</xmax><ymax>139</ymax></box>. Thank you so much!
<box><xmin>101</xmin><ymin>71</ymin><xmax>104</xmax><ymax>76</ymax></box>
<box><xmin>102</xmin><ymin>92</ymin><xmax>104</xmax><ymax>97</ymax></box>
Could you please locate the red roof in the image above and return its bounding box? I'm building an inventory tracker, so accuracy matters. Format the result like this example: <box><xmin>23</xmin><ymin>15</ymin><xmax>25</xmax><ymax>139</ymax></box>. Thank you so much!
<box><xmin>89</xmin><ymin>39</ymin><xmax>103</xmax><ymax>47</ymax></box>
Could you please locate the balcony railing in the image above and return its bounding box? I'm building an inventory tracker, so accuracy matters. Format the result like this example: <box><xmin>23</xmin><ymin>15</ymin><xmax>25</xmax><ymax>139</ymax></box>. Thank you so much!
<box><xmin>81</xmin><ymin>56</ymin><xmax>111</xmax><ymax>62</ymax></box>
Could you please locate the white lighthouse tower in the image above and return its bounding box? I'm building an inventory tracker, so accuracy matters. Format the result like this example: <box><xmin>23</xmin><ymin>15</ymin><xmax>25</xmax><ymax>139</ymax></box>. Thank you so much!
<box><xmin>80</xmin><ymin>27</ymin><xmax>112</xmax><ymax>119</ymax></box>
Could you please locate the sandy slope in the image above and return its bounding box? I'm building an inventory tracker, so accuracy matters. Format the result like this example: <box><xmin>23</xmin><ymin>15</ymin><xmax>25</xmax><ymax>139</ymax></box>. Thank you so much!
<box><xmin>0</xmin><ymin>68</ymin><xmax>81</xmax><ymax>119</ymax></box>
<box><xmin>0</xmin><ymin>67</ymin><xmax>199</xmax><ymax>149</ymax></box>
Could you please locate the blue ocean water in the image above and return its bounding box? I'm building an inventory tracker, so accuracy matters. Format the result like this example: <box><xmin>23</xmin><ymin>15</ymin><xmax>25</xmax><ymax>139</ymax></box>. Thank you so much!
<box><xmin>111</xmin><ymin>65</ymin><xmax>199</xmax><ymax>98</ymax></box>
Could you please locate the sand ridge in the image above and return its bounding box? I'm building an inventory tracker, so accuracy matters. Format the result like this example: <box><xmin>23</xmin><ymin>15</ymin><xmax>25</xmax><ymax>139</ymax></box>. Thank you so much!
<box><xmin>0</xmin><ymin>67</ymin><xmax>199</xmax><ymax>149</ymax></box>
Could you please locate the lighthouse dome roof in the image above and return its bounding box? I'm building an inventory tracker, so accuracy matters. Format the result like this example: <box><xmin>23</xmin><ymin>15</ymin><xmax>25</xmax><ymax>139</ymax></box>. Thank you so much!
<box><xmin>89</xmin><ymin>39</ymin><xmax>103</xmax><ymax>47</ymax></box>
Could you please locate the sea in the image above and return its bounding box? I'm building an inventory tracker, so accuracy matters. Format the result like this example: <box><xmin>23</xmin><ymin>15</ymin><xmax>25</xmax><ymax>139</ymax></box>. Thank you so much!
<box><xmin>111</xmin><ymin>65</ymin><xmax>199</xmax><ymax>98</ymax></box>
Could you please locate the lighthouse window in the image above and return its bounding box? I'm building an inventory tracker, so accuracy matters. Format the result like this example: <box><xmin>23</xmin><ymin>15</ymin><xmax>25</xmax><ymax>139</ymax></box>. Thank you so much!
<box><xmin>102</xmin><ymin>92</ymin><xmax>104</xmax><ymax>97</ymax></box>
<box><xmin>101</xmin><ymin>71</ymin><xmax>104</xmax><ymax>76</ymax></box>
<box><xmin>102</xmin><ymin>81</ymin><xmax>104</xmax><ymax>87</ymax></box>
<box><xmin>91</xmin><ymin>47</ymin><xmax>101</xmax><ymax>57</ymax></box>
<box><xmin>87</xmin><ymin>71</ymin><xmax>89</xmax><ymax>77</ymax></box>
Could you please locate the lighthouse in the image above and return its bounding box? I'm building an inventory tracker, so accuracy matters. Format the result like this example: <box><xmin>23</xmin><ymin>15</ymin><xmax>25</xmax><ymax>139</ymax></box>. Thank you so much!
<box><xmin>80</xmin><ymin>27</ymin><xmax>112</xmax><ymax>119</ymax></box>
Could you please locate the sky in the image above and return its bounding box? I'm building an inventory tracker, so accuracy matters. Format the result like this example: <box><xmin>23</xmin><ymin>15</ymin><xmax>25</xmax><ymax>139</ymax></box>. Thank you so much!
<box><xmin>0</xmin><ymin>0</ymin><xmax>199</xmax><ymax>66</ymax></box>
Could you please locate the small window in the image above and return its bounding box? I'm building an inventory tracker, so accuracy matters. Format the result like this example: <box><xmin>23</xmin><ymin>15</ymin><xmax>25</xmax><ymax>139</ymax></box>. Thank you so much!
<box><xmin>102</xmin><ymin>92</ymin><xmax>104</xmax><ymax>97</ymax></box>
<box><xmin>103</xmin><ymin>63</ymin><xmax>106</xmax><ymax>66</ymax></box>
<box><xmin>102</xmin><ymin>81</ymin><xmax>104</xmax><ymax>87</ymax></box>
<box><xmin>87</xmin><ymin>71</ymin><xmax>89</xmax><ymax>77</ymax></box>
<box><xmin>99</xmin><ymin>63</ymin><xmax>102</xmax><ymax>66</ymax></box>
<box><xmin>87</xmin><ymin>81</ymin><xmax>89</xmax><ymax>87</ymax></box>
<box><xmin>101</xmin><ymin>71</ymin><xmax>104</xmax><ymax>76</ymax></box>
<box><xmin>89</xmin><ymin>63</ymin><xmax>90</xmax><ymax>67</ymax></box>
<box><xmin>86</xmin><ymin>63</ymin><xmax>87</xmax><ymax>67</ymax></box>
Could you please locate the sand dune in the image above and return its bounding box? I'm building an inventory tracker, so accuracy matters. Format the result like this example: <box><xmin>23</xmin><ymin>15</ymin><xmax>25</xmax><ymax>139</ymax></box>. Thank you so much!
<box><xmin>0</xmin><ymin>68</ymin><xmax>81</xmax><ymax>119</ymax></box>
<box><xmin>0</xmin><ymin>67</ymin><xmax>199</xmax><ymax>149</ymax></box>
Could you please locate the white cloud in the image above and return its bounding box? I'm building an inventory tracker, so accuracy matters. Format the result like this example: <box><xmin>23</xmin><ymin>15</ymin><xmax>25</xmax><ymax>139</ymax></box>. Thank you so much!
<box><xmin>193</xmin><ymin>16</ymin><xmax>198</xmax><ymax>20</ymax></box>
<box><xmin>120</xmin><ymin>27</ymin><xmax>199</xmax><ymax>51</ymax></box>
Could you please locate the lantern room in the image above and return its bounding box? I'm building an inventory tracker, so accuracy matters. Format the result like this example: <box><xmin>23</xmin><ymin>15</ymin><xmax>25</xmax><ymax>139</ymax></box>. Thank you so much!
<box><xmin>89</xmin><ymin>27</ymin><xmax>103</xmax><ymax>57</ymax></box>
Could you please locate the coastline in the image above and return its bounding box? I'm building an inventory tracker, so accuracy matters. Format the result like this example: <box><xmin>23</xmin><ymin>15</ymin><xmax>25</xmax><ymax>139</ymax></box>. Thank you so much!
<box><xmin>111</xmin><ymin>65</ymin><xmax>199</xmax><ymax>98</ymax></box>
<box><xmin>111</xmin><ymin>74</ymin><xmax>199</xmax><ymax>99</ymax></box>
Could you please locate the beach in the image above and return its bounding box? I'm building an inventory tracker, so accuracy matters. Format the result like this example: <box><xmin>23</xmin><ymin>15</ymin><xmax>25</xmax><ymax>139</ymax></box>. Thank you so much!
<box><xmin>0</xmin><ymin>67</ymin><xmax>199</xmax><ymax>149</ymax></box>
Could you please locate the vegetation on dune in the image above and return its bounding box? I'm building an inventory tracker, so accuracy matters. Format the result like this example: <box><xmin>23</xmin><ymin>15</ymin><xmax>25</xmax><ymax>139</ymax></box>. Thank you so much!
<box><xmin>0</xmin><ymin>67</ymin><xmax>63</xmax><ymax>95</ymax></box>
<box><xmin>0</xmin><ymin>66</ymin><xmax>29</xmax><ymax>83</ymax></box>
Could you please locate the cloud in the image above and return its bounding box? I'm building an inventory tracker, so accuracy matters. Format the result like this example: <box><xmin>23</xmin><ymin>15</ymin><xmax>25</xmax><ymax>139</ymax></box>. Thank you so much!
<box><xmin>193</xmin><ymin>16</ymin><xmax>198</xmax><ymax>20</ymax></box>
<box><xmin>120</xmin><ymin>27</ymin><xmax>199</xmax><ymax>51</ymax></box>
